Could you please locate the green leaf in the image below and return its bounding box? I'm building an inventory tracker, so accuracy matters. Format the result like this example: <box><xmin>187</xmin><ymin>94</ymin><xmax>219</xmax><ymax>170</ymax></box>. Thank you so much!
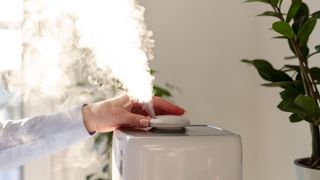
<box><xmin>301</xmin><ymin>46</ymin><xmax>310</xmax><ymax>58</ymax></box>
<box><xmin>289</xmin><ymin>113</ymin><xmax>303</xmax><ymax>122</ymax></box>
<box><xmin>153</xmin><ymin>85</ymin><xmax>172</xmax><ymax>97</ymax></box>
<box><xmin>295</xmin><ymin>71</ymin><xmax>302</xmax><ymax>81</ymax></box>
<box><xmin>242</xmin><ymin>60</ymin><xmax>276</xmax><ymax>81</ymax></box>
<box><xmin>297</xmin><ymin>18</ymin><xmax>317</xmax><ymax>48</ymax></box>
<box><xmin>278</xmin><ymin>98</ymin><xmax>315</xmax><ymax>123</ymax></box>
<box><xmin>106</xmin><ymin>132</ymin><xmax>113</xmax><ymax>146</ymax></box>
<box><xmin>262</xmin><ymin>81</ymin><xmax>294</xmax><ymax>88</ymax></box>
<box><xmin>313</xmin><ymin>119</ymin><xmax>320</xmax><ymax>126</ymax></box>
<box><xmin>278</xmin><ymin>99</ymin><xmax>305</xmax><ymax>114</ymax></box>
<box><xmin>293</xmin><ymin>3</ymin><xmax>310</xmax><ymax>33</ymax></box>
<box><xmin>315</xmin><ymin>120</ymin><xmax>320</xmax><ymax>125</ymax></box>
<box><xmin>294</xmin><ymin>95</ymin><xmax>319</xmax><ymax>116</ymax></box>
<box><xmin>286</xmin><ymin>0</ymin><xmax>302</xmax><ymax>22</ymax></box>
<box><xmin>270</xmin><ymin>0</ymin><xmax>280</xmax><ymax>6</ymax></box>
<box><xmin>312</xmin><ymin>10</ymin><xmax>320</xmax><ymax>19</ymax></box>
<box><xmin>242</xmin><ymin>59</ymin><xmax>292</xmax><ymax>82</ymax></box>
<box><xmin>282</xmin><ymin>65</ymin><xmax>300</xmax><ymax>72</ymax></box>
<box><xmin>272</xmin><ymin>36</ymin><xmax>287</xmax><ymax>39</ymax></box>
<box><xmin>242</xmin><ymin>59</ymin><xmax>274</xmax><ymax>81</ymax></box>
<box><xmin>284</xmin><ymin>55</ymin><xmax>297</xmax><ymax>60</ymax></box>
<box><xmin>86</xmin><ymin>174</ymin><xmax>95</xmax><ymax>180</ymax></box>
<box><xmin>280</xmin><ymin>88</ymin><xmax>300</xmax><ymax>100</ymax></box>
<box><xmin>279</xmin><ymin>0</ymin><xmax>284</xmax><ymax>7</ymax></box>
<box><xmin>241</xmin><ymin>59</ymin><xmax>251</xmax><ymax>64</ymax></box>
<box><xmin>295</xmin><ymin>2</ymin><xmax>310</xmax><ymax>20</ymax></box>
<box><xmin>244</xmin><ymin>0</ymin><xmax>269</xmax><ymax>4</ymax></box>
<box><xmin>258</xmin><ymin>11</ymin><xmax>279</xmax><ymax>18</ymax></box>
<box><xmin>149</xmin><ymin>69</ymin><xmax>157</xmax><ymax>75</ymax></box>
<box><xmin>288</xmin><ymin>39</ymin><xmax>296</xmax><ymax>55</ymax></box>
<box><xmin>310</xmin><ymin>67</ymin><xmax>320</xmax><ymax>83</ymax></box>
<box><xmin>76</xmin><ymin>81</ymin><xmax>87</xmax><ymax>86</ymax></box>
<box><xmin>94</xmin><ymin>133</ymin><xmax>108</xmax><ymax>145</ymax></box>
<box><xmin>304</xmin><ymin>116</ymin><xmax>314</xmax><ymax>123</ymax></box>
<box><xmin>272</xmin><ymin>21</ymin><xmax>295</xmax><ymax>38</ymax></box>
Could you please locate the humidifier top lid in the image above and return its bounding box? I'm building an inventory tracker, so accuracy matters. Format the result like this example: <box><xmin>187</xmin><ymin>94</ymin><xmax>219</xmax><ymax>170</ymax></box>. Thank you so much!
<box><xmin>118</xmin><ymin>125</ymin><xmax>234</xmax><ymax>137</ymax></box>
<box><xmin>150</xmin><ymin>115</ymin><xmax>190</xmax><ymax>131</ymax></box>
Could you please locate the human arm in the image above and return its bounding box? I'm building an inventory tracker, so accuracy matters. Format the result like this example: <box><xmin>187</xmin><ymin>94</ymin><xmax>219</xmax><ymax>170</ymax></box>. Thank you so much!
<box><xmin>0</xmin><ymin>106</ymin><xmax>89</xmax><ymax>170</ymax></box>
<box><xmin>0</xmin><ymin>95</ymin><xmax>184</xmax><ymax>169</ymax></box>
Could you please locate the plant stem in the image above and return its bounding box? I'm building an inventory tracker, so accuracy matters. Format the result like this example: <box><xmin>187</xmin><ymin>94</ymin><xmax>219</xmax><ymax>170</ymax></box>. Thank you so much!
<box><xmin>290</xmin><ymin>40</ymin><xmax>313</xmax><ymax>96</ymax></box>
<box><xmin>310</xmin><ymin>124</ymin><xmax>320</xmax><ymax>159</ymax></box>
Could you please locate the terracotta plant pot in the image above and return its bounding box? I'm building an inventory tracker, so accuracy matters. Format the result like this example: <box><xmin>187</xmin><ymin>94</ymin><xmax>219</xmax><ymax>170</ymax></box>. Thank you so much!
<box><xmin>295</xmin><ymin>158</ymin><xmax>320</xmax><ymax>180</ymax></box>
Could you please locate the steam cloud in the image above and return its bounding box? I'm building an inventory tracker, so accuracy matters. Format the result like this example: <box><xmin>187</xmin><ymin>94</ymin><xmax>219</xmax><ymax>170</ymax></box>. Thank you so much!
<box><xmin>2</xmin><ymin>0</ymin><xmax>155</xmax><ymax>116</ymax></box>
<box><xmin>0</xmin><ymin>0</ymin><xmax>155</xmax><ymax>175</ymax></box>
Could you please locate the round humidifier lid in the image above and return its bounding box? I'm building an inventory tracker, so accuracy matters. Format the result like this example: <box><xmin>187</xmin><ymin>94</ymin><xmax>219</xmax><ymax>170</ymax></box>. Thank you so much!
<box><xmin>150</xmin><ymin>115</ymin><xmax>190</xmax><ymax>131</ymax></box>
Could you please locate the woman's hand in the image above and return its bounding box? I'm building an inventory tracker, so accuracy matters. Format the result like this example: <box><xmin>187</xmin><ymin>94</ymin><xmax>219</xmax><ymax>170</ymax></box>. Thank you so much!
<box><xmin>82</xmin><ymin>95</ymin><xmax>185</xmax><ymax>133</ymax></box>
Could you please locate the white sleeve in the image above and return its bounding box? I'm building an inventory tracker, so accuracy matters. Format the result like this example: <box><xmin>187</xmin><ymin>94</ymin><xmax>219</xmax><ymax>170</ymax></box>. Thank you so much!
<box><xmin>0</xmin><ymin>105</ymin><xmax>92</xmax><ymax>170</ymax></box>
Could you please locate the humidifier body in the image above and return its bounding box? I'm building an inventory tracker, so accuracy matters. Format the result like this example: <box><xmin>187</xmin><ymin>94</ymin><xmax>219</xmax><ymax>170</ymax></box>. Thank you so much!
<box><xmin>112</xmin><ymin>125</ymin><xmax>242</xmax><ymax>180</ymax></box>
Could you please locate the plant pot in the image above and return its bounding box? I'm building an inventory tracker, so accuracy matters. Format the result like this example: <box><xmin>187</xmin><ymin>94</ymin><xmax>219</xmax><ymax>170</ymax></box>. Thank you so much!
<box><xmin>295</xmin><ymin>158</ymin><xmax>320</xmax><ymax>180</ymax></box>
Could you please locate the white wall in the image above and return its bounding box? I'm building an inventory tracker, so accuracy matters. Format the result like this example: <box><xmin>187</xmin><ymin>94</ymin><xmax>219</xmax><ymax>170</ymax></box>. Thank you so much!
<box><xmin>141</xmin><ymin>0</ymin><xmax>260</xmax><ymax>179</ymax></box>
<box><xmin>141</xmin><ymin>0</ymin><xmax>318</xmax><ymax>180</ymax></box>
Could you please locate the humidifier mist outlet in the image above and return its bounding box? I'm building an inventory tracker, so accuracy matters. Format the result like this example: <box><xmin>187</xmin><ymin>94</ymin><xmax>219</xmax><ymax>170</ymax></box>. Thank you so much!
<box><xmin>150</xmin><ymin>115</ymin><xmax>190</xmax><ymax>131</ymax></box>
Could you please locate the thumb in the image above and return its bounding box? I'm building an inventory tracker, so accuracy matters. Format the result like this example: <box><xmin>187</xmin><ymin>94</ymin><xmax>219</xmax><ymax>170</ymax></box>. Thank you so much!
<box><xmin>124</xmin><ymin>113</ymin><xmax>150</xmax><ymax>128</ymax></box>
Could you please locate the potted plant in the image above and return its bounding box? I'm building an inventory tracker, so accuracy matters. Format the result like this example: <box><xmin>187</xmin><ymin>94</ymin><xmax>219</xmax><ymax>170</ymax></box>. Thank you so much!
<box><xmin>242</xmin><ymin>0</ymin><xmax>320</xmax><ymax>179</ymax></box>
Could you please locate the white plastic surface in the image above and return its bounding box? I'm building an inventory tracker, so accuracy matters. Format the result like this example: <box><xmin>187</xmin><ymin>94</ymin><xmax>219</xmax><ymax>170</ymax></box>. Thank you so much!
<box><xmin>150</xmin><ymin>115</ymin><xmax>190</xmax><ymax>130</ymax></box>
<box><xmin>112</xmin><ymin>126</ymin><xmax>242</xmax><ymax>180</ymax></box>
<box><xmin>295</xmin><ymin>163</ymin><xmax>320</xmax><ymax>180</ymax></box>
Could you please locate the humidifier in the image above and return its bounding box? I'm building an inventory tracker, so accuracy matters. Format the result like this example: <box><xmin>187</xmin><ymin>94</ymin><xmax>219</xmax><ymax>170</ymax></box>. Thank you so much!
<box><xmin>112</xmin><ymin>115</ymin><xmax>242</xmax><ymax>180</ymax></box>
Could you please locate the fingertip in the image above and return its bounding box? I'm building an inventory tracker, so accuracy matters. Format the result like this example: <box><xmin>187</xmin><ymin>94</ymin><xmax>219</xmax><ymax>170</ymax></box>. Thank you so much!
<box><xmin>139</xmin><ymin>118</ymin><xmax>150</xmax><ymax>127</ymax></box>
<box><xmin>175</xmin><ymin>106</ymin><xmax>186</xmax><ymax>113</ymax></box>
<box><xmin>177</xmin><ymin>108</ymin><xmax>186</xmax><ymax>115</ymax></box>
<box><xmin>151</xmin><ymin>96</ymin><xmax>187</xmax><ymax>117</ymax></box>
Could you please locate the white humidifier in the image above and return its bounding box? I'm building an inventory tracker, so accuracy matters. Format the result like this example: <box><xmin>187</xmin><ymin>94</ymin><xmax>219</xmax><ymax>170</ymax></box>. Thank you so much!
<box><xmin>112</xmin><ymin>115</ymin><xmax>242</xmax><ymax>180</ymax></box>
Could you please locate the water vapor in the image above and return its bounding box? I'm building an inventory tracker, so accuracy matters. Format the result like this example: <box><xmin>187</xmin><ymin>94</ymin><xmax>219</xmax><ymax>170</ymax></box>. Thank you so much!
<box><xmin>0</xmin><ymin>0</ymin><xmax>155</xmax><ymax>173</ymax></box>
<box><xmin>2</xmin><ymin>0</ymin><xmax>155</xmax><ymax>116</ymax></box>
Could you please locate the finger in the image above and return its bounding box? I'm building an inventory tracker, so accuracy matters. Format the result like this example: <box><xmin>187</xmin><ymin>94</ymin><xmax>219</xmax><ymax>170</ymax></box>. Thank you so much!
<box><xmin>112</xmin><ymin>94</ymin><xmax>132</xmax><ymax>108</ymax></box>
<box><xmin>131</xmin><ymin>102</ymin><xmax>149</xmax><ymax>116</ymax></box>
<box><xmin>152</xmin><ymin>96</ymin><xmax>185</xmax><ymax>115</ymax></box>
<box><xmin>121</xmin><ymin>113</ymin><xmax>150</xmax><ymax>128</ymax></box>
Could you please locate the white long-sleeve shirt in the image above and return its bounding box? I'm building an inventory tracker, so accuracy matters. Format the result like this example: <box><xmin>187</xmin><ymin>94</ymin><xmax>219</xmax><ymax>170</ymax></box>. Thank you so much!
<box><xmin>0</xmin><ymin>106</ymin><xmax>91</xmax><ymax>170</ymax></box>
